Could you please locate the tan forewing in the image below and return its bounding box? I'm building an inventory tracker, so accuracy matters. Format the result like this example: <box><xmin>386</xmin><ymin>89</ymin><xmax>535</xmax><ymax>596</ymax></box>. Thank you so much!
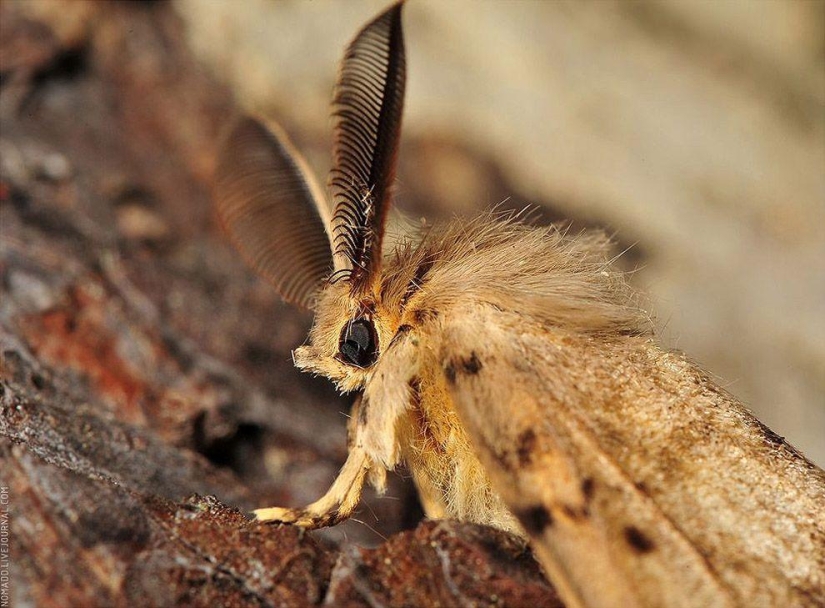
<box><xmin>437</xmin><ymin>304</ymin><xmax>824</xmax><ymax>608</ymax></box>
<box><xmin>329</xmin><ymin>1</ymin><xmax>406</xmax><ymax>288</ymax></box>
<box><xmin>214</xmin><ymin>117</ymin><xmax>332</xmax><ymax>309</ymax></box>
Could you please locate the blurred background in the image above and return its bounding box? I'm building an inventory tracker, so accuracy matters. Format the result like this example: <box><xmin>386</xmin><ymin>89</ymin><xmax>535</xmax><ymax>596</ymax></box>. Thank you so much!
<box><xmin>177</xmin><ymin>0</ymin><xmax>825</xmax><ymax>464</ymax></box>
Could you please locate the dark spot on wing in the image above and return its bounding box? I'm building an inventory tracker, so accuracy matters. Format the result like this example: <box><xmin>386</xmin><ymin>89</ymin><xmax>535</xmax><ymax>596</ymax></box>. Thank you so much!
<box><xmin>444</xmin><ymin>360</ymin><xmax>457</xmax><ymax>384</ymax></box>
<box><xmin>517</xmin><ymin>505</ymin><xmax>553</xmax><ymax>534</ymax></box>
<box><xmin>624</xmin><ymin>525</ymin><xmax>655</xmax><ymax>554</ymax></box>
<box><xmin>634</xmin><ymin>480</ymin><xmax>650</xmax><ymax>496</ymax></box>
<box><xmin>462</xmin><ymin>352</ymin><xmax>482</xmax><ymax>374</ymax></box>
<box><xmin>413</xmin><ymin>308</ymin><xmax>438</xmax><ymax>324</ymax></box>
<box><xmin>581</xmin><ymin>478</ymin><xmax>595</xmax><ymax>501</ymax></box>
<box><xmin>444</xmin><ymin>352</ymin><xmax>482</xmax><ymax>385</ymax></box>
<box><xmin>517</xmin><ymin>429</ymin><xmax>537</xmax><ymax>466</ymax></box>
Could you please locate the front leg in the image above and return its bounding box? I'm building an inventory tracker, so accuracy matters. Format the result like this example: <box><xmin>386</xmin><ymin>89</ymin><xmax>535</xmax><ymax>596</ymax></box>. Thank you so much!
<box><xmin>253</xmin><ymin>396</ymin><xmax>371</xmax><ymax>528</ymax></box>
<box><xmin>254</xmin><ymin>329</ymin><xmax>419</xmax><ymax>528</ymax></box>
<box><xmin>253</xmin><ymin>446</ymin><xmax>370</xmax><ymax>527</ymax></box>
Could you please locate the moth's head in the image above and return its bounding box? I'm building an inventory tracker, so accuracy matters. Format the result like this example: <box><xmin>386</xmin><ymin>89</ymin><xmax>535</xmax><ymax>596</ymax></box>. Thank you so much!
<box><xmin>292</xmin><ymin>280</ymin><xmax>402</xmax><ymax>393</ymax></box>
<box><xmin>213</xmin><ymin>2</ymin><xmax>407</xmax><ymax>393</ymax></box>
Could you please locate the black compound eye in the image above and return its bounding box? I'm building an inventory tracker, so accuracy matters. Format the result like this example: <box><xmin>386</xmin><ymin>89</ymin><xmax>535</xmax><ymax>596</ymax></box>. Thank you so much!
<box><xmin>338</xmin><ymin>318</ymin><xmax>377</xmax><ymax>368</ymax></box>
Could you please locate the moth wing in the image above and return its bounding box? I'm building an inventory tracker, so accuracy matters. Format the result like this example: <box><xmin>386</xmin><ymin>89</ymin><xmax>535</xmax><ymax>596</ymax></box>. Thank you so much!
<box><xmin>436</xmin><ymin>306</ymin><xmax>739</xmax><ymax>608</ymax></box>
<box><xmin>214</xmin><ymin>116</ymin><xmax>332</xmax><ymax>309</ymax></box>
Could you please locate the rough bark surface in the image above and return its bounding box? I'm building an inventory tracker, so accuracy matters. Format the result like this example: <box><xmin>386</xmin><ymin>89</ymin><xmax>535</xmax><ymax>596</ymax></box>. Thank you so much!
<box><xmin>0</xmin><ymin>3</ymin><xmax>559</xmax><ymax>607</ymax></box>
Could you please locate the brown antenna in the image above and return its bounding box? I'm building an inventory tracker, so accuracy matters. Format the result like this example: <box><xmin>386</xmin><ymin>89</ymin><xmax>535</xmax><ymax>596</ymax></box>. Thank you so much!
<box><xmin>214</xmin><ymin>117</ymin><xmax>332</xmax><ymax>309</ymax></box>
<box><xmin>328</xmin><ymin>1</ymin><xmax>406</xmax><ymax>293</ymax></box>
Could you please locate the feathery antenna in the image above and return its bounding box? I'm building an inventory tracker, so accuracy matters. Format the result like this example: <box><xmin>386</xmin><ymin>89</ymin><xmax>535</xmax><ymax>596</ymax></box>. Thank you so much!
<box><xmin>329</xmin><ymin>1</ymin><xmax>406</xmax><ymax>293</ymax></box>
<box><xmin>214</xmin><ymin>117</ymin><xmax>333</xmax><ymax>309</ymax></box>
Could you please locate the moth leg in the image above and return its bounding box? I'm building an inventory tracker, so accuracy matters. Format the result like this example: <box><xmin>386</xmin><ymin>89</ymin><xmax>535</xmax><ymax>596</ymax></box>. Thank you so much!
<box><xmin>253</xmin><ymin>445</ymin><xmax>369</xmax><ymax>527</ymax></box>
<box><xmin>253</xmin><ymin>397</ymin><xmax>370</xmax><ymax>528</ymax></box>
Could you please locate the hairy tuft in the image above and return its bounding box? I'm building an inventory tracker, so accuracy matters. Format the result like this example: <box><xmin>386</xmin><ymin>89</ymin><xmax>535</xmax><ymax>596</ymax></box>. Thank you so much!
<box><xmin>381</xmin><ymin>211</ymin><xmax>651</xmax><ymax>336</ymax></box>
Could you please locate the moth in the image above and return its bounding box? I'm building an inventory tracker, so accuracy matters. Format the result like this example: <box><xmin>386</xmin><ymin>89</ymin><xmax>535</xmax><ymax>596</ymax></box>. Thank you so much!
<box><xmin>214</xmin><ymin>3</ymin><xmax>825</xmax><ymax>607</ymax></box>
